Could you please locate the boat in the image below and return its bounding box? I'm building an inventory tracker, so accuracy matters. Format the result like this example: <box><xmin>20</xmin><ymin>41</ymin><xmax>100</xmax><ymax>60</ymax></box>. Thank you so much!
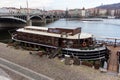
<box><xmin>107</xmin><ymin>16</ymin><xmax>116</xmax><ymax>19</ymax></box>
<box><xmin>81</xmin><ymin>18</ymin><xmax>103</xmax><ymax>21</ymax></box>
<box><xmin>12</xmin><ymin>26</ymin><xmax>109</xmax><ymax>60</ymax></box>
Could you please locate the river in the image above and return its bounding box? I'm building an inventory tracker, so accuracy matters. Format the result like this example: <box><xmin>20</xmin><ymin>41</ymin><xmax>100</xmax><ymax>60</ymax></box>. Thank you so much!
<box><xmin>46</xmin><ymin>19</ymin><xmax>120</xmax><ymax>38</ymax></box>
<box><xmin>0</xmin><ymin>18</ymin><xmax>120</xmax><ymax>43</ymax></box>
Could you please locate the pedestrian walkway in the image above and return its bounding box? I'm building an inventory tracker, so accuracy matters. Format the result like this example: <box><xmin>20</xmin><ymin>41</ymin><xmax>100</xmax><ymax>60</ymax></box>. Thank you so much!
<box><xmin>107</xmin><ymin>46</ymin><xmax>119</xmax><ymax>73</ymax></box>
<box><xmin>0</xmin><ymin>57</ymin><xmax>54</xmax><ymax>80</ymax></box>
<box><xmin>0</xmin><ymin>68</ymin><xmax>12</xmax><ymax>80</ymax></box>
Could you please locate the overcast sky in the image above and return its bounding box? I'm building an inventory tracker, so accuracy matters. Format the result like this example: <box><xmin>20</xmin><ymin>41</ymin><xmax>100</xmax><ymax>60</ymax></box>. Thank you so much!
<box><xmin>0</xmin><ymin>0</ymin><xmax>120</xmax><ymax>10</ymax></box>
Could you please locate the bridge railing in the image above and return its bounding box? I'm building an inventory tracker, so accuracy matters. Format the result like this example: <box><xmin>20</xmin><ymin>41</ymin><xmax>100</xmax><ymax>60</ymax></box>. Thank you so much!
<box><xmin>0</xmin><ymin>12</ymin><xmax>52</xmax><ymax>16</ymax></box>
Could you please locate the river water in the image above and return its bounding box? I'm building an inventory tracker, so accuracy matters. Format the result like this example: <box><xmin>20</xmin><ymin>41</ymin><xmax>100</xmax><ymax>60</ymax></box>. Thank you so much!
<box><xmin>46</xmin><ymin>19</ymin><xmax>120</xmax><ymax>38</ymax></box>
<box><xmin>0</xmin><ymin>18</ymin><xmax>120</xmax><ymax>43</ymax></box>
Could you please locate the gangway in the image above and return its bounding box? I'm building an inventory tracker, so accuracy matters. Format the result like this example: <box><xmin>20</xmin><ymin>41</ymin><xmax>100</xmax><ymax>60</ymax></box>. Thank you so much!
<box><xmin>48</xmin><ymin>47</ymin><xmax>62</xmax><ymax>59</ymax></box>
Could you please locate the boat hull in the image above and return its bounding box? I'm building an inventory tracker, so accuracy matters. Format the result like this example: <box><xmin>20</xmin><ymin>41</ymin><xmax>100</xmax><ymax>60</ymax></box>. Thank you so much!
<box><xmin>12</xmin><ymin>37</ymin><xmax>108</xmax><ymax>60</ymax></box>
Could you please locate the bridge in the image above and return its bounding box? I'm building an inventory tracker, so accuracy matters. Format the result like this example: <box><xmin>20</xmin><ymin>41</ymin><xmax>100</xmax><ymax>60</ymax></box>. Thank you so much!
<box><xmin>0</xmin><ymin>13</ymin><xmax>60</xmax><ymax>26</ymax></box>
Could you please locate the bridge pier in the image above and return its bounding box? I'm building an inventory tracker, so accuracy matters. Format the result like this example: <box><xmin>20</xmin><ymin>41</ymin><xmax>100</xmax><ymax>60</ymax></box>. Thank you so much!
<box><xmin>27</xmin><ymin>20</ymin><xmax>32</xmax><ymax>26</ymax></box>
<box><xmin>31</xmin><ymin>20</ymin><xmax>46</xmax><ymax>26</ymax></box>
<box><xmin>46</xmin><ymin>19</ymin><xmax>53</xmax><ymax>23</ymax></box>
<box><xmin>51</xmin><ymin>16</ymin><xmax>54</xmax><ymax>22</ymax></box>
<box><xmin>43</xmin><ymin>19</ymin><xmax>46</xmax><ymax>25</ymax></box>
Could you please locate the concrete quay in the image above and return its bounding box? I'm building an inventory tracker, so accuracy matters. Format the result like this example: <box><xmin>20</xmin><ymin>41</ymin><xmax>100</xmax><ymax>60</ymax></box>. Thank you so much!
<box><xmin>0</xmin><ymin>43</ymin><xmax>119</xmax><ymax>80</ymax></box>
<box><xmin>0</xmin><ymin>57</ymin><xmax>53</xmax><ymax>80</ymax></box>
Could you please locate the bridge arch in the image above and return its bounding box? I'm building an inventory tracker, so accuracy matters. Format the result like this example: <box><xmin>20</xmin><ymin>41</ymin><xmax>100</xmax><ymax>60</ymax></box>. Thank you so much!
<box><xmin>30</xmin><ymin>15</ymin><xmax>43</xmax><ymax>20</ymax></box>
<box><xmin>45</xmin><ymin>15</ymin><xmax>52</xmax><ymax>19</ymax></box>
<box><xmin>0</xmin><ymin>17</ymin><xmax>27</xmax><ymax>23</ymax></box>
<box><xmin>53</xmin><ymin>15</ymin><xmax>56</xmax><ymax>18</ymax></box>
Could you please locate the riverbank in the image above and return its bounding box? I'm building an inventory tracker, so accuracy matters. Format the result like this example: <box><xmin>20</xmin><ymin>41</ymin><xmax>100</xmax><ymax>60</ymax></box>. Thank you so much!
<box><xmin>0</xmin><ymin>42</ymin><xmax>119</xmax><ymax>80</ymax></box>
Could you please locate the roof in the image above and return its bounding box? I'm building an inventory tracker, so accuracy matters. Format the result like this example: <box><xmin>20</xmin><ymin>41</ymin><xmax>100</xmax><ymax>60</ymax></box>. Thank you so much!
<box><xmin>24</xmin><ymin>26</ymin><xmax>48</xmax><ymax>31</ymax></box>
<box><xmin>17</xmin><ymin>26</ymin><xmax>92</xmax><ymax>39</ymax></box>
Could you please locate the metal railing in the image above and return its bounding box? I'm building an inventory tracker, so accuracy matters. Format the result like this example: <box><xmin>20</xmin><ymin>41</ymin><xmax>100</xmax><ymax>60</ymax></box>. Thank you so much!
<box><xmin>96</xmin><ymin>38</ymin><xmax>120</xmax><ymax>47</ymax></box>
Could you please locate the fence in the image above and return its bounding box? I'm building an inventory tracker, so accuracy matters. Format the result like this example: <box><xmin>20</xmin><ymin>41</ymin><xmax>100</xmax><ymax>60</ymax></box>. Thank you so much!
<box><xmin>95</xmin><ymin>36</ymin><xmax>120</xmax><ymax>47</ymax></box>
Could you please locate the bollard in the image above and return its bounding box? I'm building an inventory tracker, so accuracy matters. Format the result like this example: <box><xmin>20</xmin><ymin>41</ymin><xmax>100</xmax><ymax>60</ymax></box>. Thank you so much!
<box><xmin>100</xmin><ymin>61</ymin><xmax>107</xmax><ymax>73</ymax></box>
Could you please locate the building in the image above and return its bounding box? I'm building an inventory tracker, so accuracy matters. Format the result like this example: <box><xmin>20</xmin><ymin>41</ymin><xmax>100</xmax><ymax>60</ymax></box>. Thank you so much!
<box><xmin>0</xmin><ymin>7</ymin><xmax>9</xmax><ymax>14</ymax></box>
<box><xmin>0</xmin><ymin>7</ymin><xmax>19</xmax><ymax>14</ymax></box>
<box><xmin>87</xmin><ymin>8</ymin><xmax>120</xmax><ymax>18</ymax></box>
<box><xmin>86</xmin><ymin>8</ymin><xmax>99</xmax><ymax>17</ymax></box>
<box><xmin>68</xmin><ymin>8</ymin><xmax>86</xmax><ymax>18</ymax></box>
<box><xmin>98</xmin><ymin>9</ymin><xmax>107</xmax><ymax>16</ymax></box>
<box><xmin>48</xmin><ymin>10</ymin><xmax>65</xmax><ymax>17</ymax></box>
<box><xmin>81</xmin><ymin>7</ymin><xmax>86</xmax><ymax>17</ymax></box>
<box><xmin>115</xmin><ymin>9</ymin><xmax>120</xmax><ymax>17</ymax></box>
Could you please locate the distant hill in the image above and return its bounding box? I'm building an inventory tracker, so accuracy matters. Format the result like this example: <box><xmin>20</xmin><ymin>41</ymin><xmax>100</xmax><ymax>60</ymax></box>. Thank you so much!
<box><xmin>96</xmin><ymin>3</ymin><xmax>120</xmax><ymax>9</ymax></box>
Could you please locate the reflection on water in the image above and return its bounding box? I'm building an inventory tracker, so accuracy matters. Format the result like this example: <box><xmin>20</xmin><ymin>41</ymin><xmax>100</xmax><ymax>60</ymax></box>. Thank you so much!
<box><xmin>0</xmin><ymin>30</ymin><xmax>11</xmax><ymax>43</ymax></box>
<box><xmin>0</xmin><ymin>22</ymin><xmax>25</xmax><ymax>43</ymax></box>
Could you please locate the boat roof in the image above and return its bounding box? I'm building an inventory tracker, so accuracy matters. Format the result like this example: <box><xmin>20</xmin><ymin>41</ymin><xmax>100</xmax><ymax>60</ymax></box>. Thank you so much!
<box><xmin>17</xmin><ymin>26</ymin><xmax>92</xmax><ymax>39</ymax></box>
<box><xmin>24</xmin><ymin>26</ymin><xmax>48</xmax><ymax>30</ymax></box>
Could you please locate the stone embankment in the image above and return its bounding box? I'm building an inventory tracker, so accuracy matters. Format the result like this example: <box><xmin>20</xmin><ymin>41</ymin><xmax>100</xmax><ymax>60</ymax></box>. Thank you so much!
<box><xmin>0</xmin><ymin>43</ymin><xmax>119</xmax><ymax>80</ymax></box>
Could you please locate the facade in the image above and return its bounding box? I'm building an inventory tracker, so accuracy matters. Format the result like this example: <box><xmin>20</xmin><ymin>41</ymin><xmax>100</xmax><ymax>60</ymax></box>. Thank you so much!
<box><xmin>99</xmin><ymin>9</ymin><xmax>107</xmax><ymax>16</ymax></box>
<box><xmin>48</xmin><ymin>10</ymin><xmax>65</xmax><ymax>15</ymax></box>
<box><xmin>86</xmin><ymin>8</ymin><xmax>99</xmax><ymax>17</ymax></box>
<box><xmin>109</xmin><ymin>9</ymin><xmax>115</xmax><ymax>16</ymax></box>
<box><xmin>12</xmin><ymin>26</ymin><xmax>108</xmax><ymax>60</ymax></box>
<box><xmin>81</xmin><ymin>9</ymin><xmax>86</xmax><ymax>17</ymax></box>
<box><xmin>0</xmin><ymin>7</ymin><xmax>119</xmax><ymax>18</ymax></box>
<box><xmin>19</xmin><ymin>8</ymin><xmax>43</xmax><ymax>14</ymax></box>
<box><xmin>0</xmin><ymin>7</ymin><xmax>19</xmax><ymax>14</ymax></box>
<box><xmin>0</xmin><ymin>8</ymin><xmax>9</xmax><ymax>14</ymax></box>
<box><xmin>0</xmin><ymin>7</ymin><xmax>45</xmax><ymax>15</ymax></box>
<box><xmin>86</xmin><ymin>8</ymin><xmax>120</xmax><ymax>18</ymax></box>
<box><xmin>68</xmin><ymin>8</ymin><xmax>86</xmax><ymax>18</ymax></box>
<box><xmin>115</xmin><ymin>9</ymin><xmax>120</xmax><ymax>18</ymax></box>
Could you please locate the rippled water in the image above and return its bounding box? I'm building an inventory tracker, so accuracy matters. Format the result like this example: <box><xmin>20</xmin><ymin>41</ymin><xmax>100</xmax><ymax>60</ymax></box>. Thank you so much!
<box><xmin>46</xmin><ymin>19</ymin><xmax>120</xmax><ymax>38</ymax></box>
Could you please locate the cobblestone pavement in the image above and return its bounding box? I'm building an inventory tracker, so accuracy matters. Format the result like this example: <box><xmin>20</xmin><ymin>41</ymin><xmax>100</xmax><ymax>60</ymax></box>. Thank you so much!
<box><xmin>0</xmin><ymin>57</ymin><xmax>53</xmax><ymax>80</ymax></box>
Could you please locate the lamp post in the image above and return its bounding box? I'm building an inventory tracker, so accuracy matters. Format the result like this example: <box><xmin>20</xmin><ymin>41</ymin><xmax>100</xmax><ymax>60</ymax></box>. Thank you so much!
<box><xmin>114</xmin><ymin>38</ymin><xmax>117</xmax><ymax>47</ymax></box>
<box><xmin>78</xmin><ymin>33</ymin><xmax>81</xmax><ymax>48</ymax></box>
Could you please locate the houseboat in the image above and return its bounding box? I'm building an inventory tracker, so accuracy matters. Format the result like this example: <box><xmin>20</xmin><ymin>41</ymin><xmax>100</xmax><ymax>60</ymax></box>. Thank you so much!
<box><xmin>12</xmin><ymin>26</ymin><xmax>109</xmax><ymax>60</ymax></box>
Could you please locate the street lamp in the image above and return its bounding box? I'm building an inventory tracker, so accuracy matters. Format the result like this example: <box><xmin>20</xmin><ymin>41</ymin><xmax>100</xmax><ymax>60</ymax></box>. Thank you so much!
<box><xmin>78</xmin><ymin>33</ymin><xmax>81</xmax><ymax>48</ymax></box>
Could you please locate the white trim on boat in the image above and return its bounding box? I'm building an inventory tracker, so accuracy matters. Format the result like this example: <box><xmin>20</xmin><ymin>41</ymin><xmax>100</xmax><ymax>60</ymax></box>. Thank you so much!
<box><xmin>17</xmin><ymin>26</ymin><xmax>92</xmax><ymax>39</ymax></box>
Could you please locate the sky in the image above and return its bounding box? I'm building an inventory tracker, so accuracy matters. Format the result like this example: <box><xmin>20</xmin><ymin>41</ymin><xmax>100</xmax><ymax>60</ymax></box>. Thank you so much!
<box><xmin>0</xmin><ymin>0</ymin><xmax>120</xmax><ymax>10</ymax></box>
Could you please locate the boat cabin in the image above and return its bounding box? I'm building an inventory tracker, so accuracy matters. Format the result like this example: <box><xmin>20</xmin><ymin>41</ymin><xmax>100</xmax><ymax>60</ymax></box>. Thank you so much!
<box><xmin>13</xmin><ymin>26</ymin><xmax>93</xmax><ymax>48</ymax></box>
